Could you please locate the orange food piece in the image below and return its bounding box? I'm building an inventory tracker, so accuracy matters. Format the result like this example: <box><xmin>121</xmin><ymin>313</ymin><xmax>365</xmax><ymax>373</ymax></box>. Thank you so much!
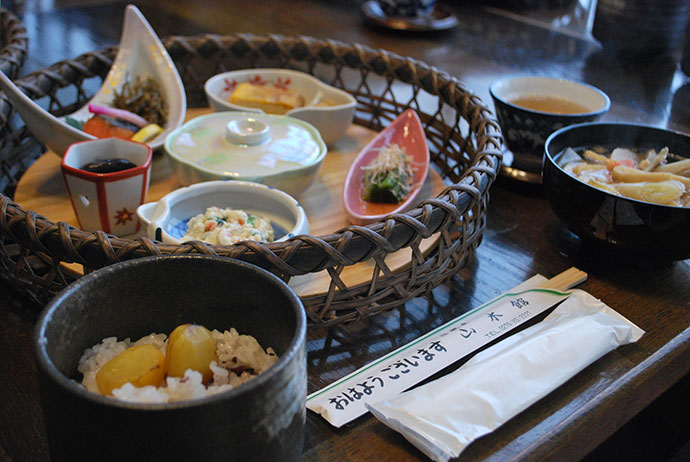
<box><xmin>165</xmin><ymin>324</ymin><xmax>217</xmax><ymax>384</ymax></box>
<box><xmin>82</xmin><ymin>115</ymin><xmax>136</xmax><ymax>140</ymax></box>
<box><xmin>95</xmin><ymin>344</ymin><xmax>166</xmax><ymax>396</ymax></box>
<box><xmin>229</xmin><ymin>82</ymin><xmax>304</xmax><ymax>115</ymax></box>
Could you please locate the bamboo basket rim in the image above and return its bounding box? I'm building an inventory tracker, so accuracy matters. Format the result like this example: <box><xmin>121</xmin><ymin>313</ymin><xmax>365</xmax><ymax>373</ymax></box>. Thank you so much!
<box><xmin>0</xmin><ymin>7</ymin><xmax>28</xmax><ymax>80</ymax></box>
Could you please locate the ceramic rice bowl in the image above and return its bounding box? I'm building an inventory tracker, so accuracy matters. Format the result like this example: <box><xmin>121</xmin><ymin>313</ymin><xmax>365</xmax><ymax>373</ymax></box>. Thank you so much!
<box><xmin>34</xmin><ymin>255</ymin><xmax>307</xmax><ymax>462</ymax></box>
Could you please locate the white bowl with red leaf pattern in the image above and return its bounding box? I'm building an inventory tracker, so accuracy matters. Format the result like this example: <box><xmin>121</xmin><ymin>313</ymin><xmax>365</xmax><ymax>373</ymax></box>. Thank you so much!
<box><xmin>204</xmin><ymin>68</ymin><xmax>356</xmax><ymax>145</ymax></box>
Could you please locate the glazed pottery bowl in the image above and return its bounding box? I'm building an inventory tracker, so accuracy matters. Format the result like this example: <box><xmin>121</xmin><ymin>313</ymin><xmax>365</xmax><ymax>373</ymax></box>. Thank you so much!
<box><xmin>163</xmin><ymin>112</ymin><xmax>327</xmax><ymax>198</ymax></box>
<box><xmin>490</xmin><ymin>76</ymin><xmax>609</xmax><ymax>171</ymax></box>
<box><xmin>543</xmin><ymin>122</ymin><xmax>690</xmax><ymax>261</ymax></box>
<box><xmin>204</xmin><ymin>68</ymin><xmax>356</xmax><ymax>144</ymax></box>
<box><xmin>136</xmin><ymin>180</ymin><xmax>309</xmax><ymax>244</ymax></box>
<box><xmin>34</xmin><ymin>255</ymin><xmax>307</xmax><ymax>462</ymax></box>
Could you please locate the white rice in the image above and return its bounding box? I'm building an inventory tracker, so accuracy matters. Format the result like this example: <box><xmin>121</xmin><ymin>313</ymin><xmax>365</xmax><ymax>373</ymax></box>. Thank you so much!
<box><xmin>78</xmin><ymin>328</ymin><xmax>278</xmax><ymax>403</ymax></box>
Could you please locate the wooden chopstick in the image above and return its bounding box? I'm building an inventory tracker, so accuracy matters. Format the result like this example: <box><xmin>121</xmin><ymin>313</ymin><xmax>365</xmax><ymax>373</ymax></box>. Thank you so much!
<box><xmin>538</xmin><ymin>267</ymin><xmax>588</xmax><ymax>291</ymax></box>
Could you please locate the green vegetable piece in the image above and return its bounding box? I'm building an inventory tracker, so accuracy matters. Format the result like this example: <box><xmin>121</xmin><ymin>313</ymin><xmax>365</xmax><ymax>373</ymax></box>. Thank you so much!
<box><xmin>361</xmin><ymin>143</ymin><xmax>414</xmax><ymax>204</ymax></box>
<box><xmin>65</xmin><ymin>117</ymin><xmax>84</xmax><ymax>130</ymax></box>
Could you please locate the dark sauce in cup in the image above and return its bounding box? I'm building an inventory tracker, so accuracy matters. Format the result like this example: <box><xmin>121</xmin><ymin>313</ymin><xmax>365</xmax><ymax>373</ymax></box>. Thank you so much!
<box><xmin>80</xmin><ymin>158</ymin><xmax>137</xmax><ymax>173</ymax></box>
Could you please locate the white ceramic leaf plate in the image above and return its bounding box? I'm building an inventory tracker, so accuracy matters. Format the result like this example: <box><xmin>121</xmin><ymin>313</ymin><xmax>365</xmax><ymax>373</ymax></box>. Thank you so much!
<box><xmin>0</xmin><ymin>4</ymin><xmax>186</xmax><ymax>156</ymax></box>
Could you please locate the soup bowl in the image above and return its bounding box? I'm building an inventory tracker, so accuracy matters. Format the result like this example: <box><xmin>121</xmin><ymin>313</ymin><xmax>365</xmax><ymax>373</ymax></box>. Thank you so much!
<box><xmin>543</xmin><ymin>122</ymin><xmax>690</xmax><ymax>261</ymax></box>
<box><xmin>34</xmin><ymin>255</ymin><xmax>307</xmax><ymax>461</ymax></box>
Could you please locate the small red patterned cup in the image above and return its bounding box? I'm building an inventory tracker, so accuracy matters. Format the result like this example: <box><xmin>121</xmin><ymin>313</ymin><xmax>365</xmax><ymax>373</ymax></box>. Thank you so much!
<box><xmin>61</xmin><ymin>138</ymin><xmax>152</xmax><ymax>235</ymax></box>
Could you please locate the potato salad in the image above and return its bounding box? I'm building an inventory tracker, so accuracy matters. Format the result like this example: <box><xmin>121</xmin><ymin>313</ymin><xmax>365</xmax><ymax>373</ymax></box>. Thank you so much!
<box><xmin>183</xmin><ymin>206</ymin><xmax>274</xmax><ymax>245</ymax></box>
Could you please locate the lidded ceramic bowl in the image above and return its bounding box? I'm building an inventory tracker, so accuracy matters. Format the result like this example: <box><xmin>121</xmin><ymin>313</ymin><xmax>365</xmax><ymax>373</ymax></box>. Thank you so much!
<box><xmin>164</xmin><ymin>112</ymin><xmax>327</xmax><ymax>197</ymax></box>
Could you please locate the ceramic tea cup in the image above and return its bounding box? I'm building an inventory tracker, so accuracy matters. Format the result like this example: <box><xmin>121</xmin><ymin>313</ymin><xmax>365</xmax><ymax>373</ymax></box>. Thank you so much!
<box><xmin>490</xmin><ymin>76</ymin><xmax>610</xmax><ymax>173</ymax></box>
<box><xmin>61</xmin><ymin>137</ymin><xmax>152</xmax><ymax>235</ymax></box>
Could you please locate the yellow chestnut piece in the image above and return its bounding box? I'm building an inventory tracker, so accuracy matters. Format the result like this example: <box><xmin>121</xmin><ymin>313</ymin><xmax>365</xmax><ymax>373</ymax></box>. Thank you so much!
<box><xmin>165</xmin><ymin>324</ymin><xmax>217</xmax><ymax>383</ymax></box>
<box><xmin>95</xmin><ymin>344</ymin><xmax>166</xmax><ymax>396</ymax></box>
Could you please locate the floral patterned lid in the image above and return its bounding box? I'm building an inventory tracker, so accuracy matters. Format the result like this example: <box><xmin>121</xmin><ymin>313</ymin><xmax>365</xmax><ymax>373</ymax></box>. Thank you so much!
<box><xmin>165</xmin><ymin>112</ymin><xmax>326</xmax><ymax>177</ymax></box>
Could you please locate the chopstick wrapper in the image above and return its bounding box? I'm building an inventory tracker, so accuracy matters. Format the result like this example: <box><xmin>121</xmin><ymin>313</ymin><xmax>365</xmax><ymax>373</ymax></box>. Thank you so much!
<box><xmin>366</xmin><ymin>290</ymin><xmax>644</xmax><ymax>462</ymax></box>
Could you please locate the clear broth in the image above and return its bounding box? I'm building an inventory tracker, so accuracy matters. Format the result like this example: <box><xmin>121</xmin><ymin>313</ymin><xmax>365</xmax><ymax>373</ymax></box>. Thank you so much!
<box><xmin>510</xmin><ymin>94</ymin><xmax>590</xmax><ymax>115</ymax></box>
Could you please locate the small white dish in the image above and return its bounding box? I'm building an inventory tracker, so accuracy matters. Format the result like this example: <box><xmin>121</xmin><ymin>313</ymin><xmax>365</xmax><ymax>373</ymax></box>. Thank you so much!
<box><xmin>136</xmin><ymin>180</ymin><xmax>309</xmax><ymax>245</ymax></box>
<box><xmin>204</xmin><ymin>68</ymin><xmax>356</xmax><ymax>144</ymax></box>
<box><xmin>0</xmin><ymin>5</ymin><xmax>186</xmax><ymax>156</ymax></box>
<box><xmin>164</xmin><ymin>112</ymin><xmax>327</xmax><ymax>197</ymax></box>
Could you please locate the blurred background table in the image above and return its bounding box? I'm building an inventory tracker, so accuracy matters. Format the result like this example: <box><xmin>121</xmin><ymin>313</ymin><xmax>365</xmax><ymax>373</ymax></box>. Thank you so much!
<box><xmin>2</xmin><ymin>1</ymin><xmax>690</xmax><ymax>461</ymax></box>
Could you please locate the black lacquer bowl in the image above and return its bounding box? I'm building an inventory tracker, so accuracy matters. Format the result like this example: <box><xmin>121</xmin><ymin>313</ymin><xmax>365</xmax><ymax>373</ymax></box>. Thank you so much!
<box><xmin>543</xmin><ymin>122</ymin><xmax>690</xmax><ymax>261</ymax></box>
<box><xmin>34</xmin><ymin>255</ymin><xmax>307</xmax><ymax>462</ymax></box>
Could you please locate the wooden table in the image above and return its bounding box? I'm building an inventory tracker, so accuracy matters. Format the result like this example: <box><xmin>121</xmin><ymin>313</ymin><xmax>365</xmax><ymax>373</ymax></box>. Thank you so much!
<box><xmin>2</xmin><ymin>1</ymin><xmax>690</xmax><ymax>461</ymax></box>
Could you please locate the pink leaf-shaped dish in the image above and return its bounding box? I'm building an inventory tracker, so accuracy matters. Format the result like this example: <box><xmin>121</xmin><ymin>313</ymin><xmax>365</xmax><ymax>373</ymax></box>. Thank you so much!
<box><xmin>343</xmin><ymin>109</ymin><xmax>430</xmax><ymax>225</ymax></box>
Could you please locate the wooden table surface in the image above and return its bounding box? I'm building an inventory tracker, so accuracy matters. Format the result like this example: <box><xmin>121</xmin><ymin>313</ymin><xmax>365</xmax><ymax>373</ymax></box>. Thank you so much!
<box><xmin>2</xmin><ymin>1</ymin><xmax>690</xmax><ymax>461</ymax></box>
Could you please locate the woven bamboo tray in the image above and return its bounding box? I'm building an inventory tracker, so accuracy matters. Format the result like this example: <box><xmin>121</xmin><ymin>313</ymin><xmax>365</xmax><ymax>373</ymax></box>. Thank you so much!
<box><xmin>0</xmin><ymin>7</ymin><xmax>29</xmax><ymax>197</ymax></box>
<box><xmin>0</xmin><ymin>34</ymin><xmax>502</xmax><ymax>327</ymax></box>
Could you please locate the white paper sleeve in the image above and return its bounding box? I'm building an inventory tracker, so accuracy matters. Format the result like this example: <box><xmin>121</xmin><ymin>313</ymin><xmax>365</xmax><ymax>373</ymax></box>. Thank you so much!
<box><xmin>366</xmin><ymin>290</ymin><xmax>645</xmax><ymax>462</ymax></box>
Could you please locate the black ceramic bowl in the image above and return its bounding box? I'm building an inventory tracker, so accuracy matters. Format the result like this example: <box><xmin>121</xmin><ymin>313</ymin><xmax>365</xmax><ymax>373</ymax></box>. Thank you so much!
<box><xmin>34</xmin><ymin>255</ymin><xmax>307</xmax><ymax>462</ymax></box>
<box><xmin>543</xmin><ymin>122</ymin><xmax>690</xmax><ymax>261</ymax></box>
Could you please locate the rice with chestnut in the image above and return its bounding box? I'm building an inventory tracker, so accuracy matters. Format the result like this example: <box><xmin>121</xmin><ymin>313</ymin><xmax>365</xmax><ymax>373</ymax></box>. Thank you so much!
<box><xmin>78</xmin><ymin>327</ymin><xmax>278</xmax><ymax>403</ymax></box>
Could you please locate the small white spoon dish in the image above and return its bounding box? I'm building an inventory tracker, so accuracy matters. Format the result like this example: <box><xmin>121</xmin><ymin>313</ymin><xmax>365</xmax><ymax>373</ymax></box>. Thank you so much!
<box><xmin>136</xmin><ymin>180</ymin><xmax>309</xmax><ymax>245</ymax></box>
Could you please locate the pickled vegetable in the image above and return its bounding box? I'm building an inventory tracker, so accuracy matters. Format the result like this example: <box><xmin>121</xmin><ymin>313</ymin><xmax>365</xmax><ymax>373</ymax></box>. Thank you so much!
<box><xmin>112</xmin><ymin>76</ymin><xmax>168</xmax><ymax>127</ymax></box>
<box><xmin>95</xmin><ymin>344</ymin><xmax>165</xmax><ymax>396</ymax></box>
<box><xmin>82</xmin><ymin>115</ymin><xmax>137</xmax><ymax>140</ymax></box>
<box><xmin>131</xmin><ymin>123</ymin><xmax>163</xmax><ymax>143</ymax></box>
<box><xmin>165</xmin><ymin>324</ymin><xmax>217</xmax><ymax>383</ymax></box>
<box><xmin>361</xmin><ymin>143</ymin><xmax>414</xmax><ymax>203</ymax></box>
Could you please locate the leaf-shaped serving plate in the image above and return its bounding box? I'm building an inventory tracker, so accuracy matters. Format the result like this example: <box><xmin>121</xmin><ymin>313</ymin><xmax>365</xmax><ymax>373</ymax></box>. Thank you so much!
<box><xmin>343</xmin><ymin>109</ymin><xmax>430</xmax><ymax>225</ymax></box>
<box><xmin>0</xmin><ymin>4</ymin><xmax>186</xmax><ymax>156</ymax></box>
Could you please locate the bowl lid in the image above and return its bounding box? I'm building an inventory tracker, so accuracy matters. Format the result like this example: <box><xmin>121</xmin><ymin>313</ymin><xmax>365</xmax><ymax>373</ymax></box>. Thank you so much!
<box><xmin>166</xmin><ymin>112</ymin><xmax>325</xmax><ymax>177</ymax></box>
